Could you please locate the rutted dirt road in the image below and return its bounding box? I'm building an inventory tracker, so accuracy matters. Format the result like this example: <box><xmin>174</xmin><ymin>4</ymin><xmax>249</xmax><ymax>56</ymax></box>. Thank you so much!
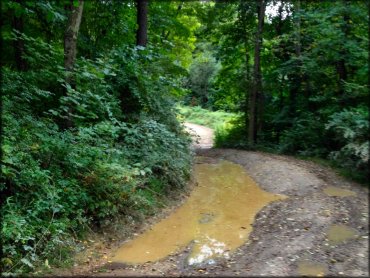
<box><xmin>62</xmin><ymin>123</ymin><xmax>369</xmax><ymax>277</ymax></box>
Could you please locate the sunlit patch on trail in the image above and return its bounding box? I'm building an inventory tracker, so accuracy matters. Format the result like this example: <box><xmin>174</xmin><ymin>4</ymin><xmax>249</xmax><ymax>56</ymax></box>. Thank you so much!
<box><xmin>112</xmin><ymin>159</ymin><xmax>286</xmax><ymax>265</ymax></box>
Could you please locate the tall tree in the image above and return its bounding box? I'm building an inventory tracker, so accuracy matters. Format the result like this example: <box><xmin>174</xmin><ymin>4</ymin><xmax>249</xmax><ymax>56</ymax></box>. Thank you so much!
<box><xmin>64</xmin><ymin>0</ymin><xmax>84</xmax><ymax>74</ymax></box>
<box><xmin>63</xmin><ymin>0</ymin><xmax>84</xmax><ymax>128</ymax></box>
<box><xmin>12</xmin><ymin>0</ymin><xmax>27</xmax><ymax>71</ymax></box>
<box><xmin>239</xmin><ymin>0</ymin><xmax>253</xmax><ymax>132</ymax></box>
<box><xmin>248</xmin><ymin>0</ymin><xmax>266</xmax><ymax>145</ymax></box>
<box><xmin>336</xmin><ymin>0</ymin><xmax>349</xmax><ymax>96</ymax></box>
<box><xmin>288</xmin><ymin>0</ymin><xmax>302</xmax><ymax>118</ymax></box>
<box><xmin>136</xmin><ymin>0</ymin><xmax>148</xmax><ymax>46</ymax></box>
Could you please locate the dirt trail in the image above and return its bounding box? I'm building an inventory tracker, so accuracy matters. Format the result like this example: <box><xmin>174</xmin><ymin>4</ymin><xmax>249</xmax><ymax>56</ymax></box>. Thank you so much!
<box><xmin>63</xmin><ymin>123</ymin><xmax>368</xmax><ymax>277</ymax></box>
<box><xmin>184</xmin><ymin>122</ymin><xmax>214</xmax><ymax>149</ymax></box>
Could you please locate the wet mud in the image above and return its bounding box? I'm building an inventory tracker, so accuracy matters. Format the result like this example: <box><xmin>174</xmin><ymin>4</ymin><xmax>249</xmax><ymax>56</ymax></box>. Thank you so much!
<box><xmin>112</xmin><ymin>160</ymin><xmax>285</xmax><ymax>265</ymax></box>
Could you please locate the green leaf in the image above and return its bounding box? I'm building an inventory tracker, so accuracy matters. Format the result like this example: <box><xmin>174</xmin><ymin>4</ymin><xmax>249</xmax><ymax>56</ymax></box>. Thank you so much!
<box><xmin>21</xmin><ymin>258</ymin><xmax>34</xmax><ymax>268</ymax></box>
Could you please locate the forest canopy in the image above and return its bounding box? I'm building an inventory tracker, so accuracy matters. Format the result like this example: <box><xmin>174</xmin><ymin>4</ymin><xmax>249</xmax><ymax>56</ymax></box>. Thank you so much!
<box><xmin>1</xmin><ymin>0</ymin><xmax>368</xmax><ymax>274</ymax></box>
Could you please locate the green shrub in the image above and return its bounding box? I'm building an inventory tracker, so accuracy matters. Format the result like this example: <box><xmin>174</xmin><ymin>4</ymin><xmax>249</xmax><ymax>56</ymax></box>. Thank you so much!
<box><xmin>177</xmin><ymin>104</ymin><xmax>239</xmax><ymax>130</ymax></box>
<box><xmin>1</xmin><ymin>38</ymin><xmax>192</xmax><ymax>274</ymax></box>
<box><xmin>278</xmin><ymin>112</ymin><xmax>329</xmax><ymax>157</ymax></box>
<box><xmin>325</xmin><ymin>107</ymin><xmax>369</xmax><ymax>171</ymax></box>
<box><xmin>214</xmin><ymin>117</ymin><xmax>248</xmax><ymax>148</ymax></box>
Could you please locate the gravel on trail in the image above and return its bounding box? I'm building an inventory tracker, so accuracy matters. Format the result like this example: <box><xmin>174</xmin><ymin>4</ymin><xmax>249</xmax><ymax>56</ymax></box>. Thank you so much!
<box><xmin>60</xmin><ymin>122</ymin><xmax>369</xmax><ymax>277</ymax></box>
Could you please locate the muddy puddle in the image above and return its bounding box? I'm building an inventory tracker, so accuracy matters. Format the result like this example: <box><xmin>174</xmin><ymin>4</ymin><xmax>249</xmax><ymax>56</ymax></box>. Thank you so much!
<box><xmin>297</xmin><ymin>260</ymin><xmax>328</xmax><ymax>276</ymax></box>
<box><xmin>323</xmin><ymin>186</ymin><xmax>356</xmax><ymax>197</ymax></box>
<box><xmin>112</xmin><ymin>159</ymin><xmax>286</xmax><ymax>265</ymax></box>
<box><xmin>327</xmin><ymin>224</ymin><xmax>358</xmax><ymax>245</ymax></box>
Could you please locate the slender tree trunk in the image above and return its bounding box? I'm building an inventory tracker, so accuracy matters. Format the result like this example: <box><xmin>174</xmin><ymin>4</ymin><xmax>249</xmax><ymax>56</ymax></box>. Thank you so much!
<box><xmin>245</xmin><ymin>49</ymin><xmax>250</xmax><ymax>131</ymax></box>
<box><xmin>136</xmin><ymin>0</ymin><xmax>148</xmax><ymax>46</ymax></box>
<box><xmin>289</xmin><ymin>0</ymin><xmax>301</xmax><ymax>118</ymax></box>
<box><xmin>12</xmin><ymin>0</ymin><xmax>27</xmax><ymax>71</ymax></box>
<box><xmin>63</xmin><ymin>0</ymin><xmax>84</xmax><ymax>128</ymax></box>
<box><xmin>64</xmin><ymin>0</ymin><xmax>84</xmax><ymax>74</ymax></box>
<box><xmin>248</xmin><ymin>0</ymin><xmax>265</xmax><ymax>145</ymax></box>
<box><xmin>336</xmin><ymin>0</ymin><xmax>349</xmax><ymax>95</ymax></box>
<box><xmin>240</xmin><ymin>0</ymin><xmax>251</xmax><ymax>134</ymax></box>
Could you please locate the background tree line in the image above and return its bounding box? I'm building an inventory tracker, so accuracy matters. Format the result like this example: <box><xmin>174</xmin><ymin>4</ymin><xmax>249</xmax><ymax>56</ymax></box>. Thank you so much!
<box><xmin>184</xmin><ymin>0</ymin><xmax>368</xmax><ymax>182</ymax></box>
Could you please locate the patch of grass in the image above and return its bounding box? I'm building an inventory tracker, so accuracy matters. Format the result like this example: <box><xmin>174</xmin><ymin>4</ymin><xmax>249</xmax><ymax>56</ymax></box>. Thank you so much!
<box><xmin>177</xmin><ymin>104</ymin><xmax>240</xmax><ymax>130</ymax></box>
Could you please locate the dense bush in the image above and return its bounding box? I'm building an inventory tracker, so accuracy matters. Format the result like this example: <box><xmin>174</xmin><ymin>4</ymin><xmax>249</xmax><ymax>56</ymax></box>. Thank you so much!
<box><xmin>214</xmin><ymin>118</ymin><xmax>248</xmax><ymax>149</ymax></box>
<box><xmin>325</xmin><ymin>107</ymin><xmax>369</xmax><ymax>172</ymax></box>
<box><xmin>1</xmin><ymin>36</ymin><xmax>192</xmax><ymax>274</ymax></box>
<box><xmin>277</xmin><ymin>112</ymin><xmax>329</xmax><ymax>157</ymax></box>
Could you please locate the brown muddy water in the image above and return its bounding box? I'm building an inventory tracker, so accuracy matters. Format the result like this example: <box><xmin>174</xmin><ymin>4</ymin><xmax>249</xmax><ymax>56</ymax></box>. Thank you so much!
<box><xmin>112</xmin><ymin>159</ymin><xmax>286</xmax><ymax>265</ymax></box>
<box><xmin>323</xmin><ymin>186</ymin><xmax>356</xmax><ymax>197</ymax></box>
<box><xmin>327</xmin><ymin>224</ymin><xmax>358</xmax><ymax>245</ymax></box>
<box><xmin>297</xmin><ymin>260</ymin><xmax>328</xmax><ymax>276</ymax></box>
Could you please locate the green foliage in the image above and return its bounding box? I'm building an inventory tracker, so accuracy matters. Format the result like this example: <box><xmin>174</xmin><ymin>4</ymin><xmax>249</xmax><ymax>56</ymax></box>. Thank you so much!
<box><xmin>1</xmin><ymin>5</ymin><xmax>193</xmax><ymax>273</ymax></box>
<box><xmin>184</xmin><ymin>43</ymin><xmax>220</xmax><ymax>108</ymax></box>
<box><xmin>277</xmin><ymin>112</ymin><xmax>329</xmax><ymax>157</ymax></box>
<box><xmin>2</xmin><ymin>65</ymin><xmax>192</xmax><ymax>274</ymax></box>
<box><xmin>325</xmin><ymin>107</ymin><xmax>369</xmax><ymax>171</ymax></box>
<box><xmin>2</xmin><ymin>0</ymin><xmax>368</xmax><ymax>274</ymax></box>
<box><xmin>214</xmin><ymin>118</ymin><xmax>248</xmax><ymax>149</ymax></box>
<box><xmin>198</xmin><ymin>0</ymin><xmax>368</xmax><ymax>182</ymax></box>
<box><xmin>177</xmin><ymin>104</ymin><xmax>239</xmax><ymax>130</ymax></box>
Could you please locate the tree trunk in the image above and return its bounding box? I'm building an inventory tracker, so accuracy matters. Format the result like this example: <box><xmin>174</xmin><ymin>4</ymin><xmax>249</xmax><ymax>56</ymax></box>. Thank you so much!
<box><xmin>63</xmin><ymin>0</ymin><xmax>84</xmax><ymax>128</ymax></box>
<box><xmin>12</xmin><ymin>0</ymin><xmax>27</xmax><ymax>71</ymax></box>
<box><xmin>248</xmin><ymin>0</ymin><xmax>265</xmax><ymax>145</ymax></box>
<box><xmin>136</xmin><ymin>0</ymin><xmax>148</xmax><ymax>46</ymax></box>
<box><xmin>336</xmin><ymin>0</ymin><xmax>349</xmax><ymax>95</ymax></box>
<box><xmin>289</xmin><ymin>0</ymin><xmax>301</xmax><ymax>118</ymax></box>
<box><xmin>64</xmin><ymin>0</ymin><xmax>84</xmax><ymax>74</ymax></box>
<box><xmin>240</xmin><ymin>0</ymin><xmax>251</xmax><ymax>134</ymax></box>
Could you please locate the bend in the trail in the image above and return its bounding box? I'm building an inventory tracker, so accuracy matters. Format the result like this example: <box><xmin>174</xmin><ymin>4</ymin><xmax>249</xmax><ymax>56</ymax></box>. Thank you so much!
<box><xmin>184</xmin><ymin>122</ymin><xmax>214</xmax><ymax>149</ymax></box>
<box><xmin>66</xmin><ymin>122</ymin><xmax>368</xmax><ymax>277</ymax></box>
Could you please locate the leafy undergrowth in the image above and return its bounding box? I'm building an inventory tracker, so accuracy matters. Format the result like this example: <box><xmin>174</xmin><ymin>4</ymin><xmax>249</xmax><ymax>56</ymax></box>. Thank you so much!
<box><xmin>177</xmin><ymin>104</ymin><xmax>240</xmax><ymax>130</ymax></box>
<box><xmin>1</xmin><ymin>37</ymin><xmax>193</xmax><ymax>275</ymax></box>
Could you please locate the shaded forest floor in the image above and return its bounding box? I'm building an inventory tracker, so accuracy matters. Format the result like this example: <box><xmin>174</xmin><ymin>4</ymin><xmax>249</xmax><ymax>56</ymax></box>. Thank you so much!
<box><xmin>55</xmin><ymin>123</ymin><xmax>369</xmax><ymax>277</ymax></box>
